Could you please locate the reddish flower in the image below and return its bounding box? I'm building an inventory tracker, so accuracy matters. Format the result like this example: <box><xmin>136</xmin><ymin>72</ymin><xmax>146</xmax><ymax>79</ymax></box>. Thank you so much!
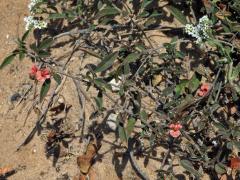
<box><xmin>169</xmin><ymin>123</ymin><xmax>182</xmax><ymax>138</ymax></box>
<box><xmin>29</xmin><ymin>64</ymin><xmax>39</xmax><ymax>79</ymax></box>
<box><xmin>29</xmin><ymin>64</ymin><xmax>51</xmax><ymax>82</ymax></box>
<box><xmin>36</xmin><ymin>68</ymin><xmax>51</xmax><ymax>82</ymax></box>
<box><xmin>197</xmin><ymin>83</ymin><xmax>211</xmax><ymax>97</ymax></box>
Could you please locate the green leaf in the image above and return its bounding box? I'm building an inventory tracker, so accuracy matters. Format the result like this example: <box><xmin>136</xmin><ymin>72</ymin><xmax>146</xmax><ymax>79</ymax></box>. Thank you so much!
<box><xmin>139</xmin><ymin>11</ymin><xmax>150</xmax><ymax>18</ymax></box>
<box><xmin>94</xmin><ymin>52</ymin><xmax>118</xmax><ymax>72</ymax></box>
<box><xmin>214</xmin><ymin>163</ymin><xmax>226</xmax><ymax>175</ymax></box>
<box><xmin>38</xmin><ymin>38</ymin><xmax>54</xmax><ymax>50</ymax></box>
<box><xmin>188</xmin><ymin>74</ymin><xmax>200</xmax><ymax>93</ymax></box>
<box><xmin>96</xmin><ymin>6</ymin><xmax>119</xmax><ymax>18</ymax></box>
<box><xmin>40</xmin><ymin>79</ymin><xmax>51</xmax><ymax>102</ymax></box>
<box><xmin>141</xmin><ymin>0</ymin><xmax>153</xmax><ymax>9</ymax></box>
<box><xmin>231</xmin><ymin>63</ymin><xmax>240</xmax><ymax>80</ymax></box>
<box><xmin>94</xmin><ymin>96</ymin><xmax>103</xmax><ymax>110</ymax></box>
<box><xmin>175</xmin><ymin>80</ymin><xmax>188</xmax><ymax>97</ymax></box>
<box><xmin>123</xmin><ymin>53</ymin><xmax>141</xmax><ymax>64</ymax></box>
<box><xmin>117</xmin><ymin>119</ymin><xmax>128</xmax><ymax>143</ymax></box>
<box><xmin>167</xmin><ymin>6</ymin><xmax>188</xmax><ymax>25</ymax></box>
<box><xmin>48</xmin><ymin>13</ymin><xmax>66</xmax><ymax>19</ymax></box>
<box><xmin>22</xmin><ymin>30</ymin><xmax>31</xmax><ymax>41</ymax></box>
<box><xmin>53</xmin><ymin>73</ymin><xmax>62</xmax><ymax>85</ymax></box>
<box><xmin>38</xmin><ymin>50</ymin><xmax>51</xmax><ymax>58</ymax></box>
<box><xmin>124</xmin><ymin>63</ymin><xmax>130</xmax><ymax>75</ymax></box>
<box><xmin>140</xmin><ymin>110</ymin><xmax>148</xmax><ymax>123</ymax></box>
<box><xmin>19</xmin><ymin>51</ymin><xmax>25</xmax><ymax>60</ymax></box>
<box><xmin>144</xmin><ymin>17</ymin><xmax>156</xmax><ymax>27</ymax></box>
<box><xmin>126</xmin><ymin>118</ymin><xmax>136</xmax><ymax>137</ymax></box>
<box><xmin>0</xmin><ymin>53</ymin><xmax>16</xmax><ymax>69</ymax></box>
<box><xmin>180</xmin><ymin>160</ymin><xmax>202</xmax><ymax>178</ymax></box>
<box><xmin>94</xmin><ymin>78</ymin><xmax>112</xmax><ymax>90</ymax></box>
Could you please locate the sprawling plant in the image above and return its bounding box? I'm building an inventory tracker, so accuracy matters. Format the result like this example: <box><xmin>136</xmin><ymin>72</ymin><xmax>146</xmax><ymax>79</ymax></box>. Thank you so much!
<box><xmin>1</xmin><ymin>0</ymin><xmax>240</xmax><ymax>179</ymax></box>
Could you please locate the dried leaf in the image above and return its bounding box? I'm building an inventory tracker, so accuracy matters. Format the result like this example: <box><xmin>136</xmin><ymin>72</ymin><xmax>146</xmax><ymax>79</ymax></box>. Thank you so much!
<box><xmin>77</xmin><ymin>142</ymin><xmax>98</xmax><ymax>174</ymax></box>
<box><xmin>220</xmin><ymin>174</ymin><xmax>228</xmax><ymax>180</ymax></box>
<box><xmin>215</xmin><ymin>10</ymin><xmax>232</xmax><ymax>20</ymax></box>
<box><xmin>231</xmin><ymin>157</ymin><xmax>240</xmax><ymax>170</ymax></box>
<box><xmin>152</xmin><ymin>74</ymin><xmax>163</xmax><ymax>86</ymax></box>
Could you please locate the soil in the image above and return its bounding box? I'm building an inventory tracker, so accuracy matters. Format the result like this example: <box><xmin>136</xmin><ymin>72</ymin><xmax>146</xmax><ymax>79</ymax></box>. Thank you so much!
<box><xmin>0</xmin><ymin>1</ymin><xmax>192</xmax><ymax>180</ymax></box>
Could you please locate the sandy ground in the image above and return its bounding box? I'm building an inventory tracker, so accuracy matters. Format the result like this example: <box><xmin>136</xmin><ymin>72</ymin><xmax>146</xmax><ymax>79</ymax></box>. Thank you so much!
<box><xmin>0</xmin><ymin>1</ymin><xmax>189</xmax><ymax>180</ymax></box>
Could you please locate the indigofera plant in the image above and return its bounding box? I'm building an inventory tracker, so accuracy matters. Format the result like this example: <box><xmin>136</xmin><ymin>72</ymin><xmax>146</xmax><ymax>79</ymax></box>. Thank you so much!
<box><xmin>1</xmin><ymin>0</ymin><xmax>240</xmax><ymax>179</ymax></box>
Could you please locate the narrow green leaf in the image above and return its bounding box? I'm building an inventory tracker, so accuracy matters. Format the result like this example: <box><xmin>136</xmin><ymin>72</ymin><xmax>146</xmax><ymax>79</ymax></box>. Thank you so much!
<box><xmin>124</xmin><ymin>63</ymin><xmax>130</xmax><ymax>75</ymax></box>
<box><xmin>118</xmin><ymin>119</ymin><xmax>128</xmax><ymax>143</ymax></box>
<box><xmin>22</xmin><ymin>30</ymin><xmax>31</xmax><ymax>41</ymax></box>
<box><xmin>144</xmin><ymin>17</ymin><xmax>156</xmax><ymax>27</ymax></box>
<box><xmin>140</xmin><ymin>110</ymin><xmax>148</xmax><ymax>124</ymax></box>
<box><xmin>38</xmin><ymin>38</ymin><xmax>54</xmax><ymax>50</ymax></box>
<box><xmin>94</xmin><ymin>78</ymin><xmax>112</xmax><ymax>90</ymax></box>
<box><xmin>38</xmin><ymin>50</ymin><xmax>51</xmax><ymax>58</ymax></box>
<box><xmin>126</xmin><ymin>118</ymin><xmax>136</xmax><ymax>137</ymax></box>
<box><xmin>123</xmin><ymin>53</ymin><xmax>141</xmax><ymax>64</ymax></box>
<box><xmin>19</xmin><ymin>51</ymin><xmax>25</xmax><ymax>60</ymax></box>
<box><xmin>214</xmin><ymin>163</ymin><xmax>226</xmax><ymax>175</ymax></box>
<box><xmin>231</xmin><ymin>63</ymin><xmax>240</xmax><ymax>80</ymax></box>
<box><xmin>48</xmin><ymin>13</ymin><xmax>66</xmax><ymax>19</ymax></box>
<box><xmin>97</xmin><ymin>6</ymin><xmax>119</xmax><ymax>18</ymax></box>
<box><xmin>167</xmin><ymin>6</ymin><xmax>188</xmax><ymax>25</ymax></box>
<box><xmin>0</xmin><ymin>53</ymin><xmax>16</xmax><ymax>69</ymax></box>
<box><xmin>139</xmin><ymin>11</ymin><xmax>150</xmax><ymax>18</ymax></box>
<box><xmin>180</xmin><ymin>160</ymin><xmax>202</xmax><ymax>177</ymax></box>
<box><xmin>53</xmin><ymin>73</ymin><xmax>62</xmax><ymax>85</ymax></box>
<box><xmin>141</xmin><ymin>0</ymin><xmax>153</xmax><ymax>9</ymax></box>
<box><xmin>94</xmin><ymin>96</ymin><xmax>103</xmax><ymax>110</ymax></box>
<box><xmin>188</xmin><ymin>74</ymin><xmax>200</xmax><ymax>93</ymax></box>
<box><xmin>94</xmin><ymin>52</ymin><xmax>118</xmax><ymax>72</ymax></box>
<box><xmin>40</xmin><ymin>79</ymin><xmax>51</xmax><ymax>102</ymax></box>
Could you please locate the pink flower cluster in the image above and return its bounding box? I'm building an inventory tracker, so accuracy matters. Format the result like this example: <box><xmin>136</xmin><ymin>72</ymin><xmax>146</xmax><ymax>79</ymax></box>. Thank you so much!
<box><xmin>29</xmin><ymin>64</ymin><xmax>50</xmax><ymax>82</ymax></box>
<box><xmin>169</xmin><ymin>123</ymin><xmax>182</xmax><ymax>138</ymax></box>
<box><xmin>197</xmin><ymin>83</ymin><xmax>211</xmax><ymax>97</ymax></box>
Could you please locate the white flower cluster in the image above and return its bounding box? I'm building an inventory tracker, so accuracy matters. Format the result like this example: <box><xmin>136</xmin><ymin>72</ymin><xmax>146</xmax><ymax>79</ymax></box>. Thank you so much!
<box><xmin>24</xmin><ymin>0</ymin><xmax>47</xmax><ymax>30</ymax></box>
<box><xmin>185</xmin><ymin>15</ymin><xmax>212</xmax><ymax>44</ymax></box>
<box><xmin>24</xmin><ymin>16</ymin><xmax>47</xmax><ymax>30</ymax></box>
<box><xmin>28</xmin><ymin>0</ymin><xmax>43</xmax><ymax>12</ymax></box>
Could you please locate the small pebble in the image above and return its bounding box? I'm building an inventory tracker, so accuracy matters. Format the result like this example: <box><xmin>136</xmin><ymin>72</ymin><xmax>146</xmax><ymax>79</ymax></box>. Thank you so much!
<box><xmin>58</xmin><ymin>97</ymin><xmax>65</xmax><ymax>104</ymax></box>
<box><xmin>109</xmin><ymin>77</ymin><xmax>121</xmax><ymax>91</ymax></box>
<box><xmin>10</xmin><ymin>93</ymin><xmax>21</xmax><ymax>102</ymax></box>
<box><xmin>106</xmin><ymin>113</ymin><xmax>118</xmax><ymax>131</ymax></box>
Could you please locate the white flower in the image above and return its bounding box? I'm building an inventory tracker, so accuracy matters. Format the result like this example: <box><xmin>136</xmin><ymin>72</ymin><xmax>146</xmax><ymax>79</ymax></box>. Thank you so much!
<box><xmin>185</xmin><ymin>15</ymin><xmax>212</xmax><ymax>44</ymax></box>
<box><xmin>24</xmin><ymin>16</ymin><xmax>47</xmax><ymax>30</ymax></box>
<box><xmin>28</xmin><ymin>0</ymin><xmax>43</xmax><ymax>12</ymax></box>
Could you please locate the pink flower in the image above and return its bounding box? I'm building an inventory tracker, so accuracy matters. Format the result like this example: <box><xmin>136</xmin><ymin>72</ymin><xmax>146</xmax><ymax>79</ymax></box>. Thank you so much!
<box><xmin>197</xmin><ymin>83</ymin><xmax>211</xmax><ymax>97</ymax></box>
<box><xmin>29</xmin><ymin>64</ymin><xmax>51</xmax><ymax>82</ymax></box>
<box><xmin>36</xmin><ymin>68</ymin><xmax>51</xmax><ymax>82</ymax></box>
<box><xmin>169</xmin><ymin>123</ymin><xmax>182</xmax><ymax>138</ymax></box>
<box><xmin>29</xmin><ymin>64</ymin><xmax>39</xmax><ymax>79</ymax></box>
